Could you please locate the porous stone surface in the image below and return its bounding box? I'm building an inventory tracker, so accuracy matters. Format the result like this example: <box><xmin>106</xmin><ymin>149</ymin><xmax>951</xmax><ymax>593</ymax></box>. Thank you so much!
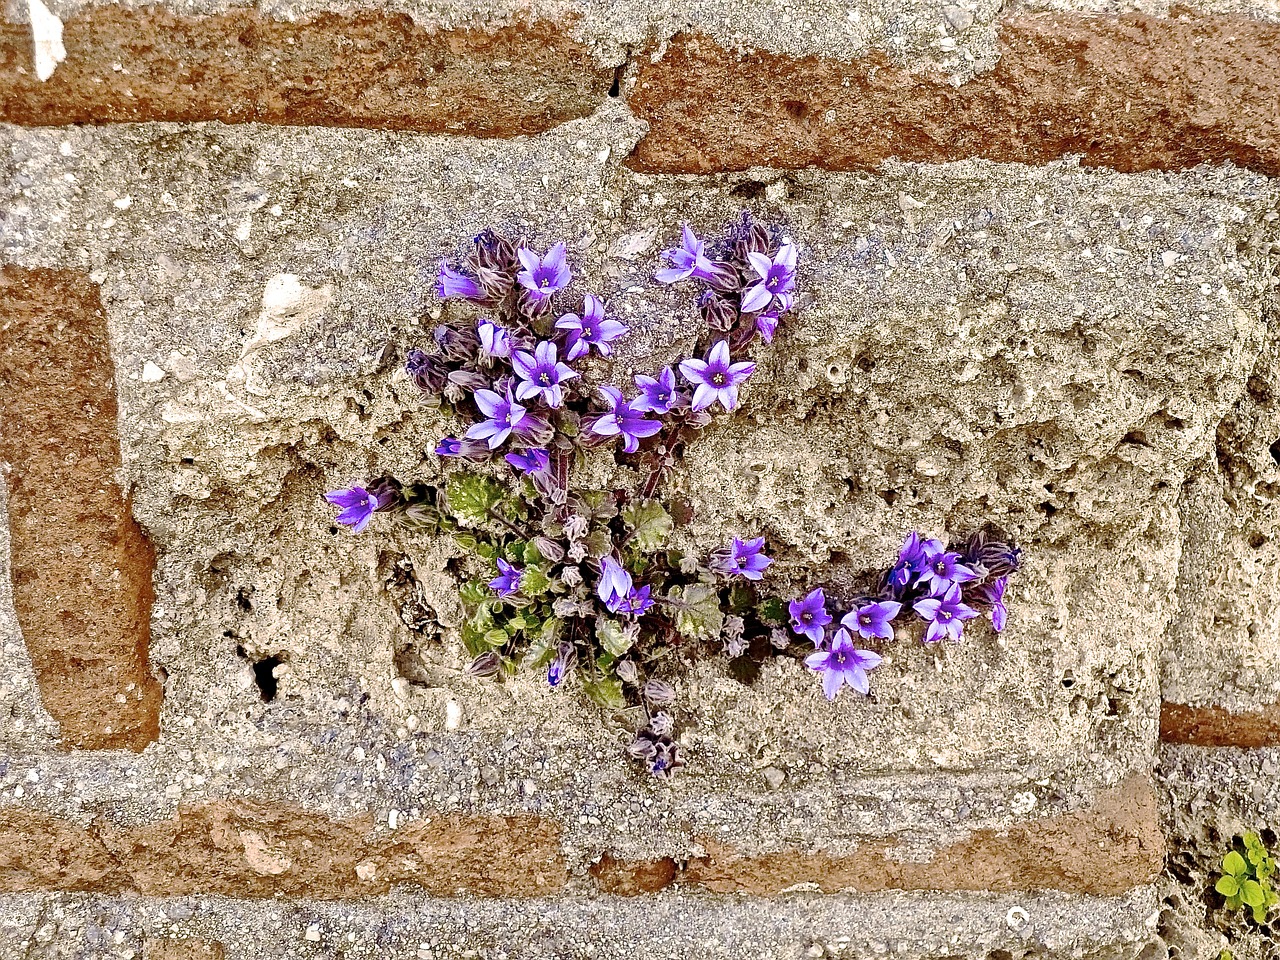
<box><xmin>0</xmin><ymin>888</ymin><xmax>1163</xmax><ymax>959</ymax></box>
<box><xmin>1157</xmin><ymin>745</ymin><xmax>1280</xmax><ymax>960</ymax></box>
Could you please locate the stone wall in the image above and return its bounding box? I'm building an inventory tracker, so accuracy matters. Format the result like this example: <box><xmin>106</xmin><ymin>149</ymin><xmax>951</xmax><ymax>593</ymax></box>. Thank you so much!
<box><xmin>0</xmin><ymin>0</ymin><xmax>1279</xmax><ymax>957</ymax></box>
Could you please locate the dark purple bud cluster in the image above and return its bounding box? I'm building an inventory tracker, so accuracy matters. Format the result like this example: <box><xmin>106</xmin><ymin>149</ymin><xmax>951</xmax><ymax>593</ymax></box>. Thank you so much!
<box><xmin>785</xmin><ymin>530</ymin><xmax>1020</xmax><ymax>699</ymax></box>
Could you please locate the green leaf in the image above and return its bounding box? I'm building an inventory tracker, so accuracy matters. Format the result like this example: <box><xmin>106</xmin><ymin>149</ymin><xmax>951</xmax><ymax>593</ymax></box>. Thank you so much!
<box><xmin>1258</xmin><ymin>857</ymin><xmax>1276</xmax><ymax>880</ymax></box>
<box><xmin>727</xmin><ymin>583</ymin><xmax>756</xmax><ymax>616</ymax></box>
<box><xmin>584</xmin><ymin>528</ymin><xmax>614</xmax><ymax>559</ymax></box>
<box><xmin>452</xmin><ymin>532</ymin><xmax>480</xmax><ymax>551</ymax></box>
<box><xmin>459</xmin><ymin>580</ymin><xmax>490</xmax><ymax>605</ymax></box>
<box><xmin>523</xmin><ymin>541</ymin><xmax>543</xmax><ymax>565</ymax></box>
<box><xmin>1224</xmin><ymin>851</ymin><xmax>1248</xmax><ymax>877</ymax></box>
<box><xmin>460</xmin><ymin>605</ymin><xmax>495</xmax><ymax>656</ymax></box>
<box><xmin>446</xmin><ymin>474</ymin><xmax>506</xmax><ymax>525</ymax></box>
<box><xmin>483</xmin><ymin>628</ymin><xmax>509</xmax><ymax>648</ymax></box>
<box><xmin>1242</xmin><ymin>879</ymin><xmax>1266</xmax><ymax>908</ymax></box>
<box><xmin>582</xmin><ymin>676</ymin><xmax>625</xmax><ymax>708</ymax></box>
<box><xmin>1252</xmin><ymin>904</ymin><xmax>1268</xmax><ymax>924</ymax></box>
<box><xmin>476</xmin><ymin>542</ymin><xmax>497</xmax><ymax>561</ymax></box>
<box><xmin>758</xmin><ymin>596</ymin><xmax>787</xmax><ymax>626</ymax></box>
<box><xmin>1227</xmin><ymin>894</ymin><xmax>1243</xmax><ymax>911</ymax></box>
<box><xmin>671</xmin><ymin>583</ymin><xmax>725</xmax><ymax>641</ymax></box>
<box><xmin>1216</xmin><ymin>876</ymin><xmax>1240</xmax><ymax>897</ymax></box>
<box><xmin>520</xmin><ymin>565</ymin><xmax>552</xmax><ymax>596</ymax></box>
<box><xmin>580</xmin><ymin>490</ymin><xmax>618</xmax><ymax>520</ymax></box>
<box><xmin>597</xmin><ymin>619</ymin><xmax>633</xmax><ymax>658</ymax></box>
<box><xmin>621</xmin><ymin>500</ymin><xmax>674</xmax><ymax>551</ymax></box>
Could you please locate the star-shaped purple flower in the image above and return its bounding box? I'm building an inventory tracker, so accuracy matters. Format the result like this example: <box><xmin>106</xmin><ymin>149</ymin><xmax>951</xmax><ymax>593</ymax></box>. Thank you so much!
<box><xmin>556</xmin><ymin>294</ymin><xmax>628</xmax><ymax>361</ymax></box>
<box><xmin>754</xmin><ymin>292</ymin><xmax>792</xmax><ymax>344</ymax></box>
<box><xmin>918</xmin><ymin>540</ymin><xmax>980</xmax><ymax>595</ymax></box>
<box><xmin>655</xmin><ymin>224</ymin><xmax>732</xmax><ymax>286</ymax></box>
<box><xmin>804</xmin><ymin>628</ymin><xmax>883</xmax><ymax>699</ymax></box>
<box><xmin>597</xmin><ymin>556</ymin><xmax>633</xmax><ymax>612</ymax></box>
<box><xmin>588</xmin><ymin>385</ymin><xmax>662</xmax><ymax>454</ymax></box>
<box><xmin>616</xmin><ymin>585</ymin><xmax>654</xmax><ymax>617</ymax></box>
<box><xmin>547</xmin><ymin>642</ymin><xmax>576</xmax><ymax>687</ymax></box>
<box><xmin>678</xmin><ymin>340</ymin><xmax>756</xmax><ymax>412</ymax></box>
<box><xmin>516</xmin><ymin>242</ymin><xmax>571</xmax><ymax>300</ymax></box>
<box><xmin>712</xmin><ymin>536</ymin><xmax>772</xmax><ymax>581</ymax></box>
<box><xmin>478</xmin><ymin>319</ymin><xmax>512</xmax><ymax>358</ymax></box>
<box><xmin>489</xmin><ymin>558</ymin><xmax>522</xmax><ymax>598</ymax></box>
<box><xmin>788</xmin><ymin>587</ymin><xmax>832</xmax><ymax>645</ymax></box>
<box><xmin>633</xmin><ymin>367</ymin><xmax>683</xmax><ymax>414</ymax></box>
<box><xmin>841</xmin><ymin>600</ymin><xmax>902</xmax><ymax>642</ymax></box>
<box><xmin>913</xmin><ymin>584</ymin><xmax>979</xmax><ymax>644</ymax></box>
<box><xmin>887</xmin><ymin>532</ymin><xmax>928</xmax><ymax>593</ymax></box>
<box><xmin>437</xmin><ymin>261</ymin><xmax>484</xmax><ymax>300</ymax></box>
<box><xmin>505</xmin><ymin>448</ymin><xmax>551</xmax><ymax>475</ymax></box>
<box><xmin>741</xmin><ymin>242</ymin><xmax>798</xmax><ymax>314</ymax></box>
<box><xmin>513</xmin><ymin>340</ymin><xmax>578</xmax><ymax>408</ymax></box>
<box><xmin>465</xmin><ymin>387</ymin><xmax>528</xmax><ymax>450</ymax></box>
<box><xmin>325</xmin><ymin>486</ymin><xmax>380</xmax><ymax>533</ymax></box>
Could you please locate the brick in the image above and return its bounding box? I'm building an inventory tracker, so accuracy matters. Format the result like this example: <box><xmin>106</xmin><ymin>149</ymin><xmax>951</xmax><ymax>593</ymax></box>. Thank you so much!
<box><xmin>680</xmin><ymin>777</ymin><xmax>1163</xmax><ymax>897</ymax></box>
<box><xmin>142</xmin><ymin>941</ymin><xmax>226</xmax><ymax>960</ymax></box>
<box><xmin>628</xmin><ymin>13</ymin><xmax>1280</xmax><ymax>175</ymax></box>
<box><xmin>589</xmin><ymin>853</ymin><xmax>678</xmax><ymax>895</ymax></box>
<box><xmin>0</xmin><ymin>801</ymin><xmax>565</xmax><ymax>897</ymax></box>
<box><xmin>0</xmin><ymin>7</ymin><xmax>611</xmax><ymax>136</ymax></box>
<box><xmin>0</xmin><ymin>267</ymin><xmax>162</xmax><ymax>750</ymax></box>
<box><xmin>1159</xmin><ymin>702</ymin><xmax>1280</xmax><ymax>747</ymax></box>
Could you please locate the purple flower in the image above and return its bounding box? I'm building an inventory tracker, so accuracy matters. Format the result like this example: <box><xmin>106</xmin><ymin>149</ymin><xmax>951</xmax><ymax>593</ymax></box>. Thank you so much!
<box><xmin>505</xmin><ymin>448</ymin><xmax>550</xmax><ymax>474</ymax></box>
<box><xmin>617</xmin><ymin>585</ymin><xmax>654</xmax><ymax>617</ymax></box>
<box><xmin>841</xmin><ymin>600</ymin><xmax>902</xmax><ymax>642</ymax></box>
<box><xmin>678</xmin><ymin>340</ymin><xmax>756</xmax><ymax>412</ymax></box>
<box><xmin>437</xmin><ymin>261</ymin><xmax>484</xmax><ymax>300</ymax></box>
<box><xmin>556</xmin><ymin>294</ymin><xmax>628</xmax><ymax>360</ymax></box>
<box><xmin>435</xmin><ymin>436</ymin><xmax>491</xmax><ymax>458</ymax></box>
<box><xmin>712</xmin><ymin>536</ymin><xmax>772</xmax><ymax>581</ymax></box>
<box><xmin>655</xmin><ymin>224</ymin><xmax>732</xmax><ymax>285</ymax></box>
<box><xmin>788</xmin><ymin>588</ymin><xmax>832</xmax><ymax>645</ymax></box>
<box><xmin>547</xmin><ymin>642</ymin><xmax>577</xmax><ymax>688</ymax></box>
<box><xmin>919</xmin><ymin>540</ymin><xmax>980</xmax><ymax>595</ymax></box>
<box><xmin>754</xmin><ymin>293</ymin><xmax>792</xmax><ymax>343</ymax></box>
<box><xmin>597</xmin><ymin>556</ymin><xmax>633</xmax><ymax>611</ymax></box>
<box><xmin>974</xmin><ymin>576</ymin><xmax>1009</xmax><ymax>632</ymax></box>
<box><xmin>633</xmin><ymin>367</ymin><xmax>683</xmax><ymax>414</ymax></box>
<box><xmin>912</xmin><ymin>584</ymin><xmax>979</xmax><ymax>644</ymax></box>
<box><xmin>516</xmin><ymin>242</ymin><xmax>571</xmax><ymax>300</ymax></box>
<box><xmin>741</xmin><ymin>242</ymin><xmax>798</xmax><ymax>313</ymax></box>
<box><xmin>465</xmin><ymin>387</ymin><xmax>528</xmax><ymax>450</ymax></box>
<box><xmin>804</xmin><ymin>628</ymin><xmax>883</xmax><ymax>699</ymax></box>
<box><xmin>888</xmin><ymin>532</ymin><xmax>928</xmax><ymax>593</ymax></box>
<box><xmin>324</xmin><ymin>486</ymin><xmax>380</xmax><ymax>533</ymax></box>
<box><xmin>588</xmin><ymin>386</ymin><xmax>662</xmax><ymax>454</ymax></box>
<box><xmin>478</xmin><ymin>319</ymin><xmax>513</xmax><ymax>358</ymax></box>
<box><xmin>489</xmin><ymin>559</ymin><xmax>522</xmax><ymax>598</ymax></box>
<box><xmin>513</xmin><ymin>341</ymin><xmax>578</xmax><ymax>408</ymax></box>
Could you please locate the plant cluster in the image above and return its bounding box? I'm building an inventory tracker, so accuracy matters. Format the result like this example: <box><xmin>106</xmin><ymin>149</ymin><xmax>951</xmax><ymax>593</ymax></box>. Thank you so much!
<box><xmin>325</xmin><ymin>216</ymin><xmax>1020</xmax><ymax>778</ymax></box>
<box><xmin>1215</xmin><ymin>832</ymin><xmax>1279</xmax><ymax>924</ymax></box>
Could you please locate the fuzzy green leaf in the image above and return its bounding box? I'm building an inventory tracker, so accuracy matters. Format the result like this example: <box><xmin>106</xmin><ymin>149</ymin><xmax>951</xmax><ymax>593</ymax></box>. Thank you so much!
<box><xmin>584</xmin><ymin>527</ymin><xmax>614</xmax><ymax>559</ymax></box>
<box><xmin>597</xmin><ymin>619</ymin><xmax>633</xmax><ymax>658</ymax></box>
<box><xmin>523</xmin><ymin>541</ymin><xmax>544</xmax><ymax>565</ymax></box>
<box><xmin>521</xmin><ymin>565</ymin><xmax>553</xmax><ymax>597</ymax></box>
<box><xmin>727</xmin><ymin>583</ymin><xmax>756</xmax><ymax>616</ymax></box>
<box><xmin>621</xmin><ymin>500</ymin><xmax>674</xmax><ymax>552</ymax></box>
<box><xmin>459</xmin><ymin>580</ymin><xmax>490</xmax><ymax>605</ymax></box>
<box><xmin>671</xmin><ymin>583</ymin><xmax>725</xmax><ymax>641</ymax></box>
<box><xmin>1217</xmin><ymin>876</ymin><xmax>1240</xmax><ymax>897</ymax></box>
<box><xmin>446</xmin><ymin>474</ymin><xmax>506</xmax><ymax>525</ymax></box>
<box><xmin>1224</xmin><ymin>851</ymin><xmax>1248</xmax><ymax>877</ymax></box>
<box><xmin>483</xmin><ymin>628</ymin><xmax>509</xmax><ymax>648</ymax></box>
<box><xmin>582</xmin><ymin>676</ymin><xmax>625</xmax><ymax>708</ymax></box>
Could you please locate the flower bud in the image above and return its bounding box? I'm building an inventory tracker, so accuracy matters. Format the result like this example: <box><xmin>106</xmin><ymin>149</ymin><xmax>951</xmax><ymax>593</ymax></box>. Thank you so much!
<box><xmin>642</xmin><ymin>680</ymin><xmax>675</xmax><ymax>705</ymax></box>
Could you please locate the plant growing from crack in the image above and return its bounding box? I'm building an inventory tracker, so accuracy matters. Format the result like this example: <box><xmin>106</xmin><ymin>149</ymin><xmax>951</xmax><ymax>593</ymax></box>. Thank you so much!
<box><xmin>326</xmin><ymin>215</ymin><xmax>1020</xmax><ymax>777</ymax></box>
<box><xmin>1215</xmin><ymin>831</ymin><xmax>1279</xmax><ymax>924</ymax></box>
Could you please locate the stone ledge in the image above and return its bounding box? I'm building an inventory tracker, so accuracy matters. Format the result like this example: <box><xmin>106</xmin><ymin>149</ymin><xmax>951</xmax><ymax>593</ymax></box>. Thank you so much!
<box><xmin>0</xmin><ymin>7</ymin><xmax>611</xmax><ymax>135</ymax></box>
<box><xmin>627</xmin><ymin>12</ymin><xmax>1280</xmax><ymax>175</ymax></box>
<box><xmin>1160</xmin><ymin>702</ymin><xmax>1280</xmax><ymax>747</ymax></box>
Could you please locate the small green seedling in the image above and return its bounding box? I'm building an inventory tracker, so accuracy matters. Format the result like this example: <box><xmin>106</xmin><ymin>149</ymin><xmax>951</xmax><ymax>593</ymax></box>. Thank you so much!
<box><xmin>1215</xmin><ymin>832</ymin><xmax>1280</xmax><ymax>923</ymax></box>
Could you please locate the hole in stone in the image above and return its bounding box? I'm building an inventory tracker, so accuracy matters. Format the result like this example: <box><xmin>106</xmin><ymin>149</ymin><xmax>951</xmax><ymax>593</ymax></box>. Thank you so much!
<box><xmin>877</xmin><ymin>489</ymin><xmax>899</xmax><ymax>507</ymax></box>
<box><xmin>783</xmin><ymin>100</ymin><xmax>809</xmax><ymax>120</ymax></box>
<box><xmin>235</xmin><ymin>586</ymin><xmax>254</xmax><ymax>613</ymax></box>
<box><xmin>251</xmin><ymin>654</ymin><xmax>284</xmax><ymax>702</ymax></box>
<box><xmin>1040</xmin><ymin>500</ymin><xmax>1058</xmax><ymax>517</ymax></box>
<box><xmin>1269</xmin><ymin>438</ymin><xmax>1280</xmax><ymax>464</ymax></box>
<box><xmin>608</xmin><ymin>62</ymin><xmax>625</xmax><ymax>98</ymax></box>
<box><xmin>730</xmin><ymin>180</ymin><xmax>766</xmax><ymax>200</ymax></box>
<box><xmin>1061</xmin><ymin>669</ymin><xmax>1075</xmax><ymax>689</ymax></box>
<box><xmin>1249</xmin><ymin>532</ymin><xmax>1268</xmax><ymax>549</ymax></box>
